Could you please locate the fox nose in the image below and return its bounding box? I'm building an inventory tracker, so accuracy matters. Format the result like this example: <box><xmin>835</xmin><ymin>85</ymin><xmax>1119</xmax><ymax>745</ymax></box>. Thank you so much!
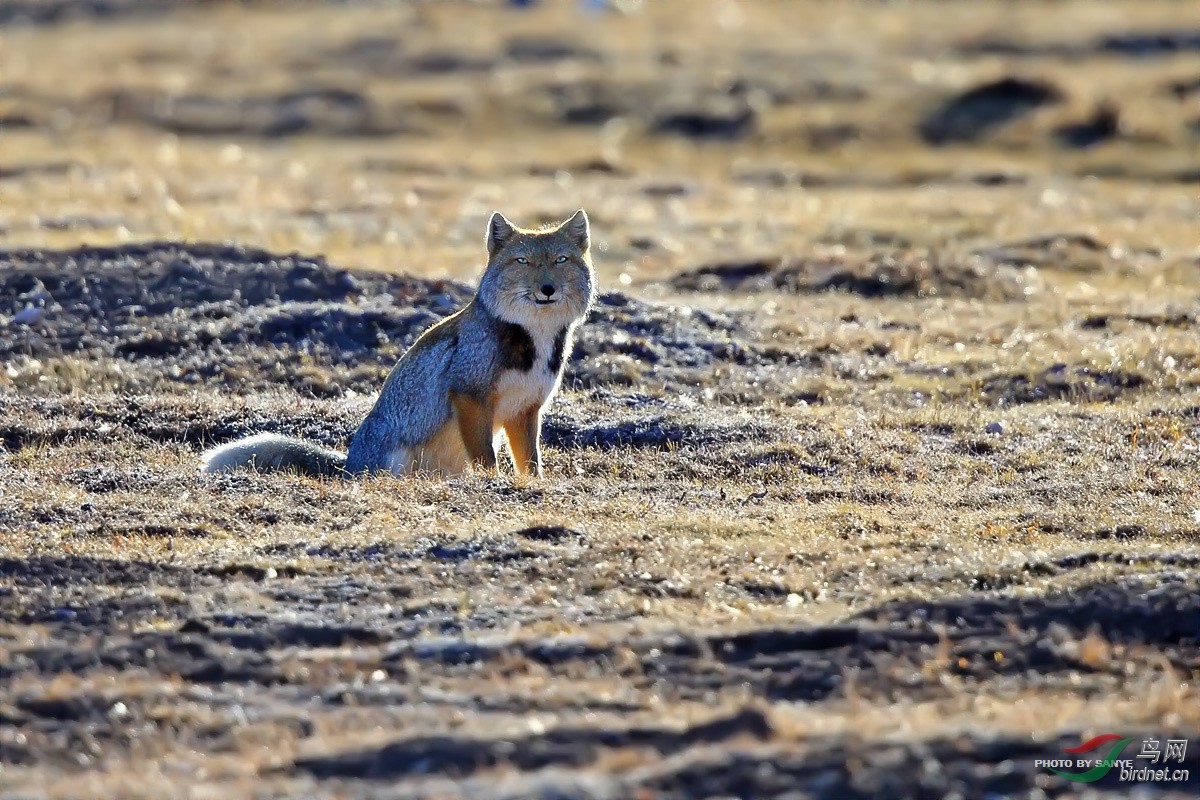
<box><xmin>540</xmin><ymin>283</ymin><xmax>556</xmax><ymax>297</ymax></box>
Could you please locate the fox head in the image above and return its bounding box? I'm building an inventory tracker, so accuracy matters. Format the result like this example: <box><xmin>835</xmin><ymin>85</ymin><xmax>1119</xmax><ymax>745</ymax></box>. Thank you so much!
<box><xmin>477</xmin><ymin>209</ymin><xmax>596</xmax><ymax>327</ymax></box>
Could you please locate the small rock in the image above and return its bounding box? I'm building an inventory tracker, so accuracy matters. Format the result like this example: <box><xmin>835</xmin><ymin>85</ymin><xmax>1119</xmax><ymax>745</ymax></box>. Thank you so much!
<box><xmin>985</xmin><ymin>421</ymin><xmax>1005</xmax><ymax>435</ymax></box>
<box><xmin>652</xmin><ymin>106</ymin><xmax>757</xmax><ymax>140</ymax></box>
<box><xmin>1054</xmin><ymin>102</ymin><xmax>1121</xmax><ymax>149</ymax></box>
<box><xmin>515</xmin><ymin>525</ymin><xmax>583</xmax><ymax>543</ymax></box>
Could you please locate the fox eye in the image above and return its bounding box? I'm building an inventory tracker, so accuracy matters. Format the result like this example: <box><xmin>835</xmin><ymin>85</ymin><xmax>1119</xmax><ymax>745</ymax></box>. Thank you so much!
<box><xmin>515</xmin><ymin>257</ymin><xmax>529</xmax><ymax>264</ymax></box>
<box><xmin>554</xmin><ymin>255</ymin><xmax>568</xmax><ymax>264</ymax></box>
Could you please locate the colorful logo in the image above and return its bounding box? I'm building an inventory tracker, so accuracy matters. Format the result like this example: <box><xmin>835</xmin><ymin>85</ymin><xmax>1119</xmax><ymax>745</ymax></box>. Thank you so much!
<box><xmin>1039</xmin><ymin>734</ymin><xmax>1190</xmax><ymax>784</ymax></box>
<box><xmin>1048</xmin><ymin>734</ymin><xmax>1135</xmax><ymax>782</ymax></box>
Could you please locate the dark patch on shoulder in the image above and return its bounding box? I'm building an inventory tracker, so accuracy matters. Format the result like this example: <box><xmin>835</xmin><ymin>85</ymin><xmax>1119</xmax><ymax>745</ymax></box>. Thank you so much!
<box><xmin>547</xmin><ymin>326</ymin><xmax>570</xmax><ymax>375</ymax></box>
<box><xmin>497</xmin><ymin>322</ymin><xmax>536</xmax><ymax>372</ymax></box>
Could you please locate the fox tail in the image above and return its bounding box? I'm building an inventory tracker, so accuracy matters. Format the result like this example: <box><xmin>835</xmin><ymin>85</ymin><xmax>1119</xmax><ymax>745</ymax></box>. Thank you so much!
<box><xmin>200</xmin><ymin>433</ymin><xmax>347</xmax><ymax>477</ymax></box>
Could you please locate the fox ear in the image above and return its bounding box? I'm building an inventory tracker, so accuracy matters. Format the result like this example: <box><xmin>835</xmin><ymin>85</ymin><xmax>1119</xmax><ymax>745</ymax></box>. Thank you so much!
<box><xmin>559</xmin><ymin>208</ymin><xmax>590</xmax><ymax>252</ymax></box>
<box><xmin>486</xmin><ymin>211</ymin><xmax>516</xmax><ymax>256</ymax></box>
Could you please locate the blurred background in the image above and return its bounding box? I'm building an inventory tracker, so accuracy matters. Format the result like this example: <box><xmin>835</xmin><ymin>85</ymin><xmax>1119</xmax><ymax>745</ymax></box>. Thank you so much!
<box><xmin>6</xmin><ymin>10</ymin><xmax>1200</xmax><ymax>799</ymax></box>
<box><xmin>2</xmin><ymin>0</ymin><xmax>1198</xmax><ymax>286</ymax></box>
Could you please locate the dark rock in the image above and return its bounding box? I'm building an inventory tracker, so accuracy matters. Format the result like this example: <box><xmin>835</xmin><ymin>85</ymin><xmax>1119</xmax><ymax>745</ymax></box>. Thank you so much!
<box><xmin>1054</xmin><ymin>102</ymin><xmax>1121</xmax><ymax>148</ymax></box>
<box><xmin>561</xmin><ymin>102</ymin><xmax>623</xmax><ymax>125</ymax></box>
<box><xmin>652</xmin><ymin>106</ymin><xmax>756</xmax><ymax>140</ymax></box>
<box><xmin>919</xmin><ymin>76</ymin><xmax>1063</xmax><ymax>144</ymax></box>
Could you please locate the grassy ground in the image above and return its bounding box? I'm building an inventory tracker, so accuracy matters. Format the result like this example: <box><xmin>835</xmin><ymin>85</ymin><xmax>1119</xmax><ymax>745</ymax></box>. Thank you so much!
<box><xmin>2</xmin><ymin>1</ymin><xmax>1200</xmax><ymax>797</ymax></box>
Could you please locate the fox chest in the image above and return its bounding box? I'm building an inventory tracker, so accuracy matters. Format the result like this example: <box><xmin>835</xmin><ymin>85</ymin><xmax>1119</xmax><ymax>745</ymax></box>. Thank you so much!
<box><xmin>494</xmin><ymin>366</ymin><xmax>559</xmax><ymax>423</ymax></box>
<box><xmin>491</xmin><ymin>321</ymin><xmax>571</xmax><ymax>424</ymax></box>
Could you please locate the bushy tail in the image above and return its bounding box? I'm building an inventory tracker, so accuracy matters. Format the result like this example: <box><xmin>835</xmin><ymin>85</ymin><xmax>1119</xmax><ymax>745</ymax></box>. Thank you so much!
<box><xmin>200</xmin><ymin>433</ymin><xmax>347</xmax><ymax>477</ymax></box>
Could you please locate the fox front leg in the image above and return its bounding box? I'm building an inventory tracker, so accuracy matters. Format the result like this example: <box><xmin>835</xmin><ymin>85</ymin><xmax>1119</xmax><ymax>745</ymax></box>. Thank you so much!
<box><xmin>504</xmin><ymin>405</ymin><xmax>543</xmax><ymax>478</ymax></box>
<box><xmin>450</xmin><ymin>391</ymin><xmax>498</xmax><ymax>471</ymax></box>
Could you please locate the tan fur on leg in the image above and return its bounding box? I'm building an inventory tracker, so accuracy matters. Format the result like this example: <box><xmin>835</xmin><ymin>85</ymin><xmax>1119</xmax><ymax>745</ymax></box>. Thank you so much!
<box><xmin>450</xmin><ymin>391</ymin><xmax>498</xmax><ymax>470</ymax></box>
<box><xmin>504</xmin><ymin>405</ymin><xmax>543</xmax><ymax>477</ymax></box>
